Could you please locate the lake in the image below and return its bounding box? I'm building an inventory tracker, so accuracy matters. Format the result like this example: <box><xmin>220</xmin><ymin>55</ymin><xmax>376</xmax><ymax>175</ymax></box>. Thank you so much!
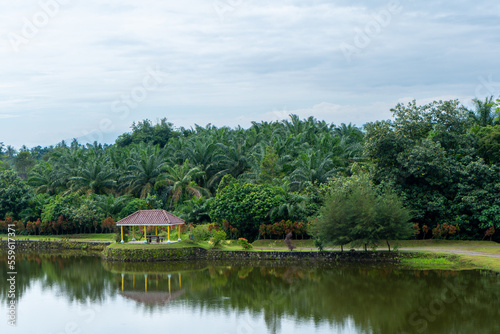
<box><xmin>1</xmin><ymin>253</ymin><xmax>499</xmax><ymax>334</ymax></box>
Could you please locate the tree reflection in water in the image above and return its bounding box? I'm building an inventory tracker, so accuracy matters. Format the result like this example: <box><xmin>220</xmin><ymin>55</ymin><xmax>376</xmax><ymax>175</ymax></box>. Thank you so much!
<box><xmin>1</xmin><ymin>254</ymin><xmax>499</xmax><ymax>333</ymax></box>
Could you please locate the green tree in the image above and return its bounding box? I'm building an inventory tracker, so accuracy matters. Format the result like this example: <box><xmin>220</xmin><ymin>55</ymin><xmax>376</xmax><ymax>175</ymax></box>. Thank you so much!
<box><xmin>115</xmin><ymin>118</ymin><xmax>174</xmax><ymax>147</ymax></box>
<box><xmin>121</xmin><ymin>144</ymin><xmax>167</xmax><ymax>198</ymax></box>
<box><xmin>209</xmin><ymin>182</ymin><xmax>286</xmax><ymax>241</ymax></box>
<box><xmin>0</xmin><ymin>170</ymin><xmax>33</xmax><ymax>220</ymax></box>
<box><xmin>314</xmin><ymin>174</ymin><xmax>412</xmax><ymax>251</ymax></box>
<box><xmin>14</xmin><ymin>148</ymin><xmax>36</xmax><ymax>179</ymax></box>
<box><xmin>258</xmin><ymin>146</ymin><xmax>283</xmax><ymax>184</ymax></box>
<box><xmin>476</xmin><ymin>125</ymin><xmax>500</xmax><ymax>164</ymax></box>
<box><xmin>68</xmin><ymin>158</ymin><xmax>117</xmax><ymax>195</ymax></box>
<box><xmin>73</xmin><ymin>198</ymin><xmax>106</xmax><ymax>233</ymax></box>
<box><xmin>117</xmin><ymin>195</ymin><xmax>163</xmax><ymax>219</ymax></box>
<box><xmin>157</xmin><ymin>159</ymin><xmax>209</xmax><ymax>207</ymax></box>
<box><xmin>469</xmin><ymin>96</ymin><xmax>496</xmax><ymax>127</ymax></box>
<box><xmin>28</xmin><ymin>162</ymin><xmax>61</xmax><ymax>195</ymax></box>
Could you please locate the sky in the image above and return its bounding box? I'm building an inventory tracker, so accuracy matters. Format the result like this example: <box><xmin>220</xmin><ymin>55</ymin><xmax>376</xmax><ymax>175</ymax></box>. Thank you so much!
<box><xmin>1</xmin><ymin>0</ymin><xmax>500</xmax><ymax>148</ymax></box>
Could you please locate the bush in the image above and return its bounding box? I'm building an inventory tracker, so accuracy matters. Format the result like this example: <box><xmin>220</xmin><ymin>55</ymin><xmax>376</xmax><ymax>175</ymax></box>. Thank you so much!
<box><xmin>191</xmin><ymin>224</ymin><xmax>212</xmax><ymax>241</ymax></box>
<box><xmin>209</xmin><ymin>230</ymin><xmax>227</xmax><ymax>248</ymax></box>
<box><xmin>432</xmin><ymin>223</ymin><xmax>458</xmax><ymax>239</ymax></box>
<box><xmin>314</xmin><ymin>237</ymin><xmax>324</xmax><ymax>251</ymax></box>
<box><xmin>238</xmin><ymin>238</ymin><xmax>252</xmax><ymax>249</ymax></box>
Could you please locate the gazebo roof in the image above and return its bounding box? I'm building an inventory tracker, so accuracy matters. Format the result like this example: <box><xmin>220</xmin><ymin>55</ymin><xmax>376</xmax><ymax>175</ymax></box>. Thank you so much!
<box><xmin>119</xmin><ymin>290</ymin><xmax>185</xmax><ymax>305</ymax></box>
<box><xmin>116</xmin><ymin>210</ymin><xmax>185</xmax><ymax>226</ymax></box>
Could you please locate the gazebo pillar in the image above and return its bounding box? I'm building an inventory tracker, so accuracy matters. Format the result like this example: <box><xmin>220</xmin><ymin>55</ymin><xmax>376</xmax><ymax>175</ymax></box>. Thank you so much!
<box><xmin>178</xmin><ymin>225</ymin><xmax>181</xmax><ymax>241</ymax></box>
<box><xmin>144</xmin><ymin>226</ymin><xmax>147</xmax><ymax>243</ymax></box>
<box><xmin>167</xmin><ymin>226</ymin><xmax>171</xmax><ymax>243</ymax></box>
<box><xmin>120</xmin><ymin>226</ymin><xmax>124</xmax><ymax>243</ymax></box>
<box><xmin>132</xmin><ymin>227</ymin><xmax>135</xmax><ymax>241</ymax></box>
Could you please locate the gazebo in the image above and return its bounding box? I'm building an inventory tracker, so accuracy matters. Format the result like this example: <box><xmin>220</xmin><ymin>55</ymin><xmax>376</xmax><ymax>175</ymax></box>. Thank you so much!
<box><xmin>116</xmin><ymin>210</ymin><xmax>185</xmax><ymax>244</ymax></box>
<box><xmin>119</xmin><ymin>273</ymin><xmax>185</xmax><ymax>305</ymax></box>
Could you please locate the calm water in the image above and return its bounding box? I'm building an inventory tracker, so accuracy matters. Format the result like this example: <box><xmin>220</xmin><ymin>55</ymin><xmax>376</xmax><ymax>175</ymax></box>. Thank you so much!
<box><xmin>1</xmin><ymin>253</ymin><xmax>499</xmax><ymax>334</ymax></box>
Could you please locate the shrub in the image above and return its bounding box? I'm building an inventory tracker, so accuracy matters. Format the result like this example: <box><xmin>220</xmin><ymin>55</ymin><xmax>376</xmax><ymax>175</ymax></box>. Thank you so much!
<box><xmin>191</xmin><ymin>224</ymin><xmax>212</xmax><ymax>241</ymax></box>
<box><xmin>209</xmin><ymin>230</ymin><xmax>227</xmax><ymax>248</ymax></box>
<box><xmin>314</xmin><ymin>237</ymin><xmax>324</xmax><ymax>252</ymax></box>
<box><xmin>432</xmin><ymin>223</ymin><xmax>458</xmax><ymax>239</ymax></box>
<box><xmin>483</xmin><ymin>226</ymin><xmax>495</xmax><ymax>241</ymax></box>
<box><xmin>238</xmin><ymin>238</ymin><xmax>252</xmax><ymax>249</ymax></box>
<box><xmin>102</xmin><ymin>217</ymin><xmax>115</xmax><ymax>233</ymax></box>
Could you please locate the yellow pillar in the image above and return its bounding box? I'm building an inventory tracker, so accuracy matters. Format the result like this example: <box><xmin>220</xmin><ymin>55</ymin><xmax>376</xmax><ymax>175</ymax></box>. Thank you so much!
<box><xmin>178</xmin><ymin>225</ymin><xmax>181</xmax><ymax>241</ymax></box>
<box><xmin>144</xmin><ymin>226</ymin><xmax>147</xmax><ymax>243</ymax></box>
<box><xmin>145</xmin><ymin>275</ymin><xmax>148</xmax><ymax>292</ymax></box>
<box><xmin>120</xmin><ymin>226</ymin><xmax>124</xmax><ymax>243</ymax></box>
<box><xmin>168</xmin><ymin>274</ymin><xmax>171</xmax><ymax>294</ymax></box>
<box><xmin>132</xmin><ymin>227</ymin><xmax>135</xmax><ymax>241</ymax></box>
<box><xmin>156</xmin><ymin>226</ymin><xmax>158</xmax><ymax>235</ymax></box>
<box><xmin>179</xmin><ymin>273</ymin><xmax>181</xmax><ymax>289</ymax></box>
<box><xmin>121</xmin><ymin>274</ymin><xmax>124</xmax><ymax>291</ymax></box>
<box><xmin>133</xmin><ymin>274</ymin><xmax>136</xmax><ymax>289</ymax></box>
<box><xmin>167</xmin><ymin>226</ymin><xmax>171</xmax><ymax>243</ymax></box>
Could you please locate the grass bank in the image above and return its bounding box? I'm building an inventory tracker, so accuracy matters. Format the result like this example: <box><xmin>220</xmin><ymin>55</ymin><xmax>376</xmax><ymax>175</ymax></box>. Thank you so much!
<box><xmin>399</xmin><ymin>250</ymin><xmax>500</xmax><ymax>273</ymax></box>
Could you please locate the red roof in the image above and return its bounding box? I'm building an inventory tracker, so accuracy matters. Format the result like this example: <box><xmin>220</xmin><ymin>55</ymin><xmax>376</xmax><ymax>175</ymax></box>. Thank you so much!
<box><xmin>116</xmin><ymin>210</ymin><xmax>185</xmax><ymax>226</ymax></box>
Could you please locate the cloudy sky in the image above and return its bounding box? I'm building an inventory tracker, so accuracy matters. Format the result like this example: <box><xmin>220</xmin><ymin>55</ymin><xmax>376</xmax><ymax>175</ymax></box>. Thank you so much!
<box><xmin>1</xmin><ymin>0</ymin><xmax>499</xmax><ymax>148</ymax></box>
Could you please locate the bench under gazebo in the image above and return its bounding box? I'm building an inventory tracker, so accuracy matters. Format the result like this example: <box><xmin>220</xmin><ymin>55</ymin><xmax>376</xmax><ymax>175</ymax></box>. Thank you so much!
<box><xmin>116</xmin><ymin>210</ymin><xmax>185</xmax><ymax>244</ymax></box>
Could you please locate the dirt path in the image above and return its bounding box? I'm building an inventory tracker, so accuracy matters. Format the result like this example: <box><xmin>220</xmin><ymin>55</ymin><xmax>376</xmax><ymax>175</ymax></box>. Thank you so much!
<box><xmin>398</xmin><ymin>247</ymin><xmax>500</xmax><ymax>258</ymax></box>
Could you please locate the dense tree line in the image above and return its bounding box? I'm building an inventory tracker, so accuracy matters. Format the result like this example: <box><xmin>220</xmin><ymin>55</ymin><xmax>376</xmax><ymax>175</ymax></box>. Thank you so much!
<box><xmin>0</xmin><ymin>97</ymin><xmax>499</xmax><ymax>241</ymax></box>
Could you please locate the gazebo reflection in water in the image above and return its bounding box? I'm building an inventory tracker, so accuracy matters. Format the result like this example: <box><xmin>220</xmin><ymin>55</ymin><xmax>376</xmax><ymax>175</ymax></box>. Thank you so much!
<box><xmin>119</xmin><ymin>272</ymin><xmax>185</xmax><ymax>305</ymax></box>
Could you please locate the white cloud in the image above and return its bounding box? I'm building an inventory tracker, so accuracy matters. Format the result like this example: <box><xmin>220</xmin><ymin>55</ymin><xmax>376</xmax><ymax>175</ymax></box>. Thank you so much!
<box><xmin>0</xmin><ymin>0</ymin><xmax>499</xmax><ymax>148</ymax></box>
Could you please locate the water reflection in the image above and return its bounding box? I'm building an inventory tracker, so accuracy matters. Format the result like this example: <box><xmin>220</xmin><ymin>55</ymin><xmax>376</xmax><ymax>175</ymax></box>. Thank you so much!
<box><xmin>1</xmin><ymin>253</ymin><xmax>499</xmax><ymax>334</ymax></box>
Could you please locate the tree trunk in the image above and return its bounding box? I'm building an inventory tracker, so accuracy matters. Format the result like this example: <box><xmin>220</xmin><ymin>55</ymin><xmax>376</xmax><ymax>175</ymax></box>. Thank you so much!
<box><xmin>386</xmin><ymin>240</ymin><xmax>391</xmax><ymax>252</ymax></box>
<box><xmin>341</xmin><ymin>244</ymin><xmax>343</xmax><ymax>252</ymax></box>
<box><xmin>364</xmin><ymin>244</ymin><xmax>367</xmax><ymax>252</ymax></box>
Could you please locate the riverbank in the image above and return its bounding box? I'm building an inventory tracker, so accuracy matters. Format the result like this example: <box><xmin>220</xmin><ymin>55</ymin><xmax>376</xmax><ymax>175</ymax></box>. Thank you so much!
<box><xmin>2</xmin><ymin>236</ymin><xmax>498</xmax><ymax>272</ymax></box>
<box><xmin>101</xmin><ymin>243</ymin><xmax>400</xmax><ymax>262</ymax></box>
<box><xmin>398</xmin><ymin>249</ymin><xmax>500</xmax><ymax>273</ymax></box>
<box><xmin>0</xmin><ymin>239</ymin><xmax>112</xmax><ymax>251</ymax></box>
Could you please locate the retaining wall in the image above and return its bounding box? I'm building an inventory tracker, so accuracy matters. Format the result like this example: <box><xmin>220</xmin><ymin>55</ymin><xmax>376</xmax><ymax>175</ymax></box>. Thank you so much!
<box><xmin>101</xmin><ymin>246</ymin><xmax>401</xmax><ymax>262</ymax></box>
<box><xmin>0</xmin><ymin>239</ymin><xmax>112</xmax><ymax>251</ymax></box>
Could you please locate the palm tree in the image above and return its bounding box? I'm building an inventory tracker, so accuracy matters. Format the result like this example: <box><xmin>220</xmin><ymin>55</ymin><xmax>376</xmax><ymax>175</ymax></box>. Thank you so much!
<box><xmin>121</xmin><ymin>144</ymin><xmax>168</xmax><ymax>198</ymax></box>
<box><xmin>156</xmin><ymin>159</ymin><xmax>209</xmax><ymax>207</ymax></box>
<box><xmin>181</xmin><ymin>139</ymin><xmax>219</xmax><ymax>188</ymax></box>
<box><xmin>68</xmin><ymin>157</ymin><xmax>117</xmax><ymax>195</ymax></box>
<box><xmin>95</xmin><ymin>194</ymin><xmax>130</xmax><ymax>218</ymax></box>
<box><xmin>27</xmin><ymin>162</ymin><xmax>62</xmax><ymax>195</ymax></box>
<box><xmin>470</xmin><ymin>96</ymin><xmax>495</xmax><ymax>127</ymax></box>
<box><xmin>288</xmin><ymin>150</ymin><xmax>338</xmax><ymax>191</ymax></box>
<box><xmin>210</xmin><ymin>138</ymin><xmax>252</xmax><ymax>186</ymax></box>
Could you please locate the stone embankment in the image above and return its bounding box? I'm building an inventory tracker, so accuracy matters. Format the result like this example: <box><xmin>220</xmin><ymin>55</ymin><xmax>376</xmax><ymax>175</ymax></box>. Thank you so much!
<box><xmin>0</xmin><ymin>239</ymin><xmax>111</xmax><ymax>251</ymax></box>
<box><xmin>101</xmin><ymin>246</ymin><xmax>401</xmax><ymax>262</ymax></box>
